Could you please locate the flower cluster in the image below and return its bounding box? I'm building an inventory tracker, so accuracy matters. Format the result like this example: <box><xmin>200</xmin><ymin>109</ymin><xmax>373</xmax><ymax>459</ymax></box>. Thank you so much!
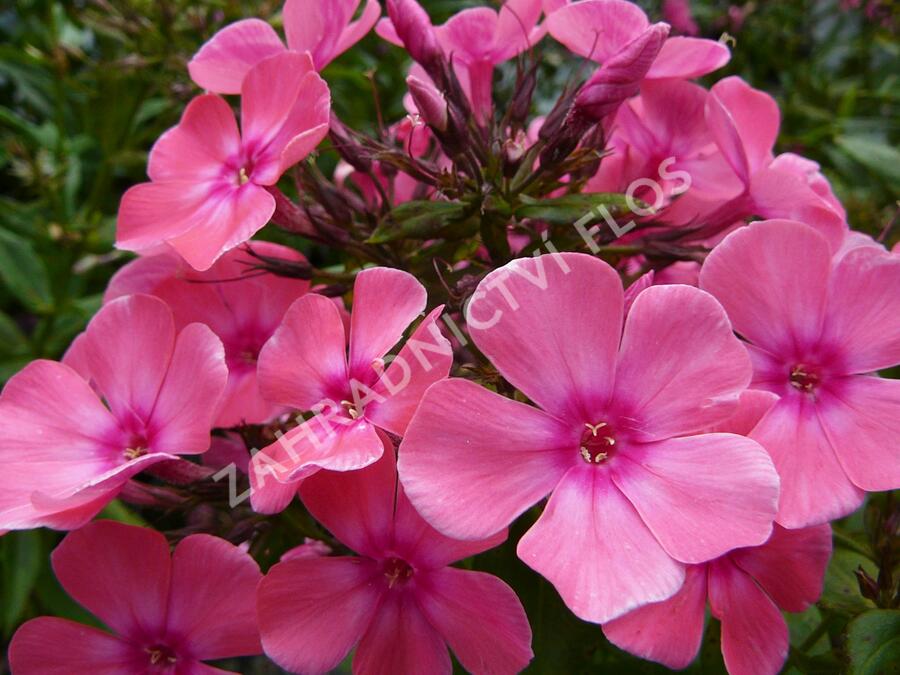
<box><xmin>1</xmin><ymin>0</ymin><xmax>898</xmax><ymax>674</ymax></box>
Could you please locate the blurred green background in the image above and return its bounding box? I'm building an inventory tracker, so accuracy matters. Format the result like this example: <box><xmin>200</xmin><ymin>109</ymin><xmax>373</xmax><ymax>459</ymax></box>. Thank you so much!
<box><xmin>0</xmin><ymin>0</ymin><xmax>898</xmax><ymax>673</ymax></box>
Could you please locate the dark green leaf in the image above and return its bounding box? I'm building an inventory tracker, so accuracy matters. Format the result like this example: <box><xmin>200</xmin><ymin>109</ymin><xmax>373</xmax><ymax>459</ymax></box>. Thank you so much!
<box><xmin>846</xmin><ymin>610</ymin><xmax>900</xmax><ymax>675</ymax></box>
<box><xmin>0</xmin><ymin>227</ymin><xmax>54</xmax><ymax>312</ymax></box>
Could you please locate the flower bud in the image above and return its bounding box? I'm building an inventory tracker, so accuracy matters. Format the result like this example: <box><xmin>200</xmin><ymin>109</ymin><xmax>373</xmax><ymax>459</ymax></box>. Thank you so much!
<box><xmin>407</xmin><ymin>76</ymin><xmax>448</xmax><ymax>132</ymax></box>
<box><xmin>387</xmin><ymin>0</ymin><xmax>444</xmax><ymax>78</ymax></box>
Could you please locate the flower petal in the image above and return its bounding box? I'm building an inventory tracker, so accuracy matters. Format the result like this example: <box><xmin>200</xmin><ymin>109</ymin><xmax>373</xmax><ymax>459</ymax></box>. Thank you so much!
<box><xmin>611</xmin><ymin>433</ymin><xmax>779</xmax><ymax>564</ymax></box>
<box><xmin>467</xmin><ymin>252</ymin><xmax>623</xmax><ymax>423</ymax></box>
<box><xmin>602</xmin><ymin>564</ymin><xmax>708</xmax><ymax>670</ymax></box>
<box><xmin>148</xmin><ymin>322</ymin><xmax>227</xmax><ymax>455</ymax></box>
<box><xmin>546</xmin><ymin>0</ymin><xmax>648</xmax><ymax>63</ymax></box>
<box><xmin>518</xmin><ymin>465</ymin><xmax>684</xmax><ymax>623</ymax></box>
<box><xmin>188</xmin><ymin>19</ymin><xmax>286</xmax><ymax>94</ymax></box>
<box><xmin>708</xmin><ymin>558</ymin><xmax>789</xmax><ymax>675</ymax></box>
<box><xmin>751</xmin><ymin>395</ymin><xmax>864</xmax><ymax>528</ymax></box>
<box><xmin>167</xmin><ymin>534</ymin><xmax>263</xmax><ymax>660</ymax></box>
<box><xmin>348</xmin><ymin>267</ymin><xmax>427</xmax><ymax>382</ymax></box>
<box><xmin>51</xmin><ymin>520</ymin><xmax>171</xmax><ymax>641</ymax></box>
<box><xmin>699</xmin><ymin>219</ymin><xmax>832</xmax><ymax>355</ymax></box>
<box><xmin>8</xmin><ymin>617</ymin><xmax>138</xmax><ymax>675</ymax></box>
<box><xmin>731</xmin><ymin>524</ymin><xmax>832</xmax><ymax>613</ymax></box>
<box><xmin>398</xmin><ymin>378</ymin><xmax>575</xmax><ymax>540</ymax></box>
<box><xmin>258</xmin><ymin>556</ymin><xmax>382</xmax><ymax>674</ymax></box>
<box><xmin>416</xmin><ymin>567</ymin><xmax>533</xmax><ymax>674</ymax></box>
<box><xmin>818</xmin><ymin>376</ymin><xmax>900</xmax><ymax>492</ymax></box>
<box><xmin>148</xmin><ymin>95</ymin><xmax>241</xmax><ymax>182</ymax></box>
<box><xmin>613</xmin><ymin>285</ymin><xmax>752</xmax><ymax>439</ymax></box>
<box><xmin>258</xmin><ymin>293</ymin><xmax>349</xmax><ymax>411</ymax></box>
<box><xmin>646</xmin><ymin>36</ymin><xmax>730</xmax><ymax>79</ymax></box>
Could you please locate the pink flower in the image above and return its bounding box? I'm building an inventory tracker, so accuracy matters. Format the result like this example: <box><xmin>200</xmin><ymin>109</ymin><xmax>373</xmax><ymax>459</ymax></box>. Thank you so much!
<box><xmin>700</xmin><ymin>219</ymin><xmax>900</xmax><ymax>527</ymax></box>
<box><xmin>248</xmin><ymin>267</ymin><xmax>452</xmax><ymax>514</ymax></box>
<box><xmin>604</xmin><ymin>523</ymin><xmax>832</xmax><ymax>675</ymax></box>
<box><xmin>189</xmin><ymin>0</ymin><xmax>381</xmax><ymax>93</ymax></box>
<box><xmin>9</xmin><ymin>520</ymin><xmax>262</xmax><ymax>673</ymax></box>
<box><xmin>700</xmin><ymin>77</ymin><xmax>847</xmax><ymax>245</ymax></box>
<box><xmin>0</xmin><ymin>295</ymin><xmax>227</xmax><ymax>532</ymax></box>
<box><xmin>545</xmin><ymin>0</ymin><xmax>731</xmax><ymax>80</ymax></box>
<box><xmin>105</xmin><ymin>242</ymin><xmax>311</xmax><ymax>427</ymax></box>
<box><xmin>398</xmin><ymin>252</ymin><xmax>780</xmax><ymax>623</ymax></box>
<box><xmin>256</xmin><ymin>447</ymin><xmax>533</xmax><ymax>675</ymax></box>
<box><xmin>379</xmin><ymin>0</ymin><xmax>545</xmax><ymax>120</ymax></box>
<box><xmin>117</xmin><ymin>52</ymin><xmax>330</xmax><ymax>271</ymax></box>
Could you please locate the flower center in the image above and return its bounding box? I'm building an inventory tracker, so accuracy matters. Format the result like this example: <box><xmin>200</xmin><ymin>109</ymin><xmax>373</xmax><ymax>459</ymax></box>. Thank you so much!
<box><xmin>340</xmin><ymin>399</ymin><xmax>363</xmax><ymax>420</ymax></box>
<box><xmin>146</xmin><ymin>644</ymin><xmax>177</xmax><ymax>667</ymax></box>
<box><xmin>383</xmin><ymin>557</ymin><xmax>414</xmax><ymax>588</ymax></box>
<box><xmin>580</xmin><ymin>422</ymin><xmax>616</xmax><ymax>464</ymax></box>
<box><xmin>789</xmin><ymin>364</ymin><xmax>820</xmax><ymax>393</ymax></box>
<box><xmin>237</xmin><ymin>166</ymin><xmax>250</xmax><ymax>185</ymax></box>
<box><xmin>123</xmin><ymin>433</ymin><xmax>150</xmax><ymax>461</ymax></box>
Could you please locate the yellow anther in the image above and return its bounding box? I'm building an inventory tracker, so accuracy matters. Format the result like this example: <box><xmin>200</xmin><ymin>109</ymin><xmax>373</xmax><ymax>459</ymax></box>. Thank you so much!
<box><xmin>584</xmin><ymin>422</ymin><xmax>607</xmax><ymax>436</ymax></box>
<box><xmin>238</xmin><ymin>167</ymin><xmax>250</xmax><ymax>185</ymax></box>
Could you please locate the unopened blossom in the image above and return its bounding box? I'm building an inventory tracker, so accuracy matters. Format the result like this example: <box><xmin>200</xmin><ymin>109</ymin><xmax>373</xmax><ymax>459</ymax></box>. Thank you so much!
<box><xmin>380</xmin><ymin>0</ymin><xmax>544</xmax><ymax>120</ymax></box>
<box><xmin>189</xmin><ymin>0</ymin><xmax>381</xmax><ymax>92</ymax></box>
<box><xmin>249</xmin><ymin>267</ymin><xmax>452</xmax><ymax>514</ymax></box>
<box><xmin>117</xmin><ymin>52</ymin><xmax>330</xmax><ymax>271</ymax></box>
<box><xmin>604</xmin><ymin>523</ymin><xmax>832</xmax><ymax>675</ymax></box>
<box><xmin>399</xmin><ymin>253</ymin><xmax>780</xmax><ymax>623</ymax></box>
<box><xmin>105</xmin><ymin>241</ymin><xmax>312</xmax><ymax>427</ymax></box>
<box><xmin>701</xmin><ymin>219</ymin><xmax>900</xmax><ymax>527</ymax></box>
<box><xmin>546</xmin><ymin>0</ymin><xmax>730</xmax><ymax>79</ymax></box>
<box><xmin>0</xmin><ymin>295</ymin><xmax>227</xmax><ymax>532</ymax></box>
<box><xmin>9</xmin><ymin>520</ymin><xmax>262</xmax><ymax>673</ymax></box>
<box><xmin>257</xmin><ymin>447</ymin><xmax>533</xmax><ymax>675</ymax></box>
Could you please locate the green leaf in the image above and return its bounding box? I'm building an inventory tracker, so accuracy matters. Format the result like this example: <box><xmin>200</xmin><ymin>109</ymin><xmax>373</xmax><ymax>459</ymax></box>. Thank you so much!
<box><xmin>368</xmin><ymin>200</ymin><xmax>475</xmax><ymax>243</ymax></box>
<box><xmin>0</xmin><ymin>311</ymin><xmax>28</xmax><ymax>354</ymax></box>
<box><xmin>514</xmin><ymin>193</ymin><xmax>640</xmax><ymax>225</ymax></box>
<box><xmin>835</xmin><ymin>136</ymin><xmax>900</xmax><ymax>185</ymax></box>
<box><xmin>820</xmin><ymin>548</ymin><xmax>878</xmax><ymax>615</ymax></box>
<box><xmin>0</xmin><ymin>227</ymin><xmax>54</xmax><ymax>312</ymax></box>
<box><xmin>846</xmin><ymin>610</ymin><xmax>900</xmax><ymax>675</ymax></box>
<box><xmin>1</xmin><ymin>530</ymin><xmax>43</xmax><ymax>636</ymax></box>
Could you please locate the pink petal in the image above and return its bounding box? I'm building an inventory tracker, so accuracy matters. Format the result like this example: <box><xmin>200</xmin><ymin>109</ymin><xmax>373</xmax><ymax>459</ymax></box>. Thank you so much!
<box><xmin>167</xmin><ymin>534</ymin><xmax>262</xmax><ymax>660</ymax></box>
<box><xmin>240</xmin><ymin>51</ymin><xmax>316</xmax><ymax>154</ymax></box>
<box><xmin>0</xmin><ymin>360</ymin><xmax>121</xmax><ymax>530</ymax></box>
<box><xmin>705</xmin><ymin>388</ymin><xmax>779</xmax><ymax>435</ymax></box>
<box><xmin>257</xmin><ymin>556</ymin><xmax>383</xmax><ymax>674</ymax></box>
<box><xmin>116</xmin><ymin>180</ymin><xmax>221</xmax><ymax>256</ymax></box>
<box><xmin>77</xmin><ymin>294</ymin><xmax>175</xmax><ymax>423</ymax></box>
<box><xmin>439</xmin><ymin>8</ymin><xmax>499</xmax><ymax>63</ymax></box>
<box><xmin>646</xmin><ymin>36</ymin><xmax>730</xmax><ymax>79</ymax></box>
<box><xmin>283</xmin><ymin>0</ymin><xmax>349</xmax><ymax>67</ymax></box>
<box><xmin>299</xmin><ymin>439</ymin><xmax>398</xmax><ymax>558</ymax></box>
<box><xmin>494</xmin><ymin>0</ymin><xmax>545</xmax><ymax>60</ymax></box>
<box><xmin>613</xmin><ymin>285</ymin><xmax>752</xmax><ymax>439</ymax></box>
<box><xmin>611</xmin><ymin>433</ymin><xmax>779</xmax><ymax>564</ymax></box>
<box><xmin>699</xmin><ymin>219</ymin><xmax>832</xmax><ymax>355</ymax></box>
<box><xmin>751</xmin><ymin>395</ymin><xmax>864</xmax><ymax>528</ymax></box>
<box><xmin>353</xmin><ymin>591</ymin><xmax>451</xmax><ymax>675</ymax></box>
<box><xmin>51</xmin><ymin>520</ymin><xmax>171</xmax><ymax>641</ymax></box>
<box><xmin>518</xmin><ymin>465</ymin><xmax>685</xmax><ymax>623</ymax></box>
<box><xmin>250</xmin><ymin>419</ymin><xmax>384</xmax><ymax>513</ymax></box>
<box><xmin>164</xmin><ymin>183</ymin><xmax>276</xmax><ymax>272</ymax></box>
<box><xmin>258</xmin><ymin>294</ymin><xmax>349</xmax><ymax>411</ymax></box>
<box><xmin>748</xmin><ymin>167</ymin><xmax>848</xmax><ymax>252</ymax></box>
<box><xmin>348</xmin><ymin>267</ymin><xmax>427</xmax><ymax>381</ymax></box>
<box><xmin>818</xmin><ymin>376</ymin><xmax>900</xmax><ymax>492</ymax></box>
<box><xmin>398</xmin><ymin>378</ymin><xmax>575</xmax><ymax>540</ymax></box>
<box><xmin>467</xmin><ymin>252</ymin><xmax>623</xmax><ymax>423</ymax></box>
<box><xmin>366</xmin><ymin>307</ymin><xmax>452</xmax><ymax>436</ymax></box>
<box><xmin>708</xmin><ymin>558</ymin><xmax>789</xmax><ymax>675</ymax></box>
<box><xmin>147</xmin><ymin>95</ymin><xmax>241</xmax><ymax>182</ymax></box>
<box><xmin>103</xmin><ymin>251</ymin><xmax>181</xmax><ymax>302</ymax></box>
<box><xmin>335</xmin><ymin>1</ymin><xmax>383</xmax><ymax>60</ymax></box>
<box><xmin>602</xmin><ymin>564</ymin><xmax>708</xmax><ymax>670</ymax></box>
<box><xmin>148</xmin><ymin>322</ymin><xmax>227</xmax><ymax>455</ymax></box>
<box><xmin>731</xmin><ymin>524</ymin><xmax>832</xmax><ymax>612</ymax></box>
<box><xmin>546</xmin><ymin>0</ymin><xmax>648</xmax><ymax>63</ymax></box>
<box><xmin>416</xmin><ymin>567</ymin><xmax>533</xmax><ymax>674</ymax></box>
<box><xmin>188</xmin><ymin>19</ymin><xmax>286</xmax><ymax>94</ymax></box>
<box><xmin>8</xmin><ymin>617</ymin><xmax>138</xmax><ymax>674</ymax></box>
<box><xmin>820</xmin><ymin>247</ymin><xmax>900</xmax><ymax>373</ymax></box>
<box><xmin>705</xmin><ymin>76</ymin><xmax>779</xmax><ymax>184</ymax></box>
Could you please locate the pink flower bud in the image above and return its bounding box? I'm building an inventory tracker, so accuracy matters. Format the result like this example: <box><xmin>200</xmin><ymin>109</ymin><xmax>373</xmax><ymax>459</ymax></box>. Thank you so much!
<box><xmin>387</xmin><ymin>0</ymin><xmax>444</xmax><ymax>74</ymax></box>
<box><xmin>574</xmin><ymin>23</ymin><xmax>670</xmax><ymax>124</ymax></box>
<box><xmin>407</xmin><ymin>76</ymin><xmax>449</xmax><ymax>132</ymax></box>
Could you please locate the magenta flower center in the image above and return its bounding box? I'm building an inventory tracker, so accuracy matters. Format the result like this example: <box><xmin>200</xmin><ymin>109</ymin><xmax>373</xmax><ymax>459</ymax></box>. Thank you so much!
<box><xmin>237</xmin><ymin>166</ymin><xmax>250</xmax><ymax>185</ymax></box>
<box><xmin>145</xmin><ymin>644</ymin><xmax>178</xmax><ymax>667</ymax></box>
<box><xmin>789</xmin><ymin>363</ymin><xmax>820</xmax><ymax>393</ymax></box>
<box><xmin>580</xmin><ymin>422</ymin><xmax>617</xmax><ymax>464</ymax></box>
<box><xmin>123</xmin><ymin>433</ymin><xmax>150</xmax><ymax>461</ymax></box>
<box><xmin>383</xmin><ymin>557</ymin><xmax>415</xmax><ymax>588</ymax></box>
